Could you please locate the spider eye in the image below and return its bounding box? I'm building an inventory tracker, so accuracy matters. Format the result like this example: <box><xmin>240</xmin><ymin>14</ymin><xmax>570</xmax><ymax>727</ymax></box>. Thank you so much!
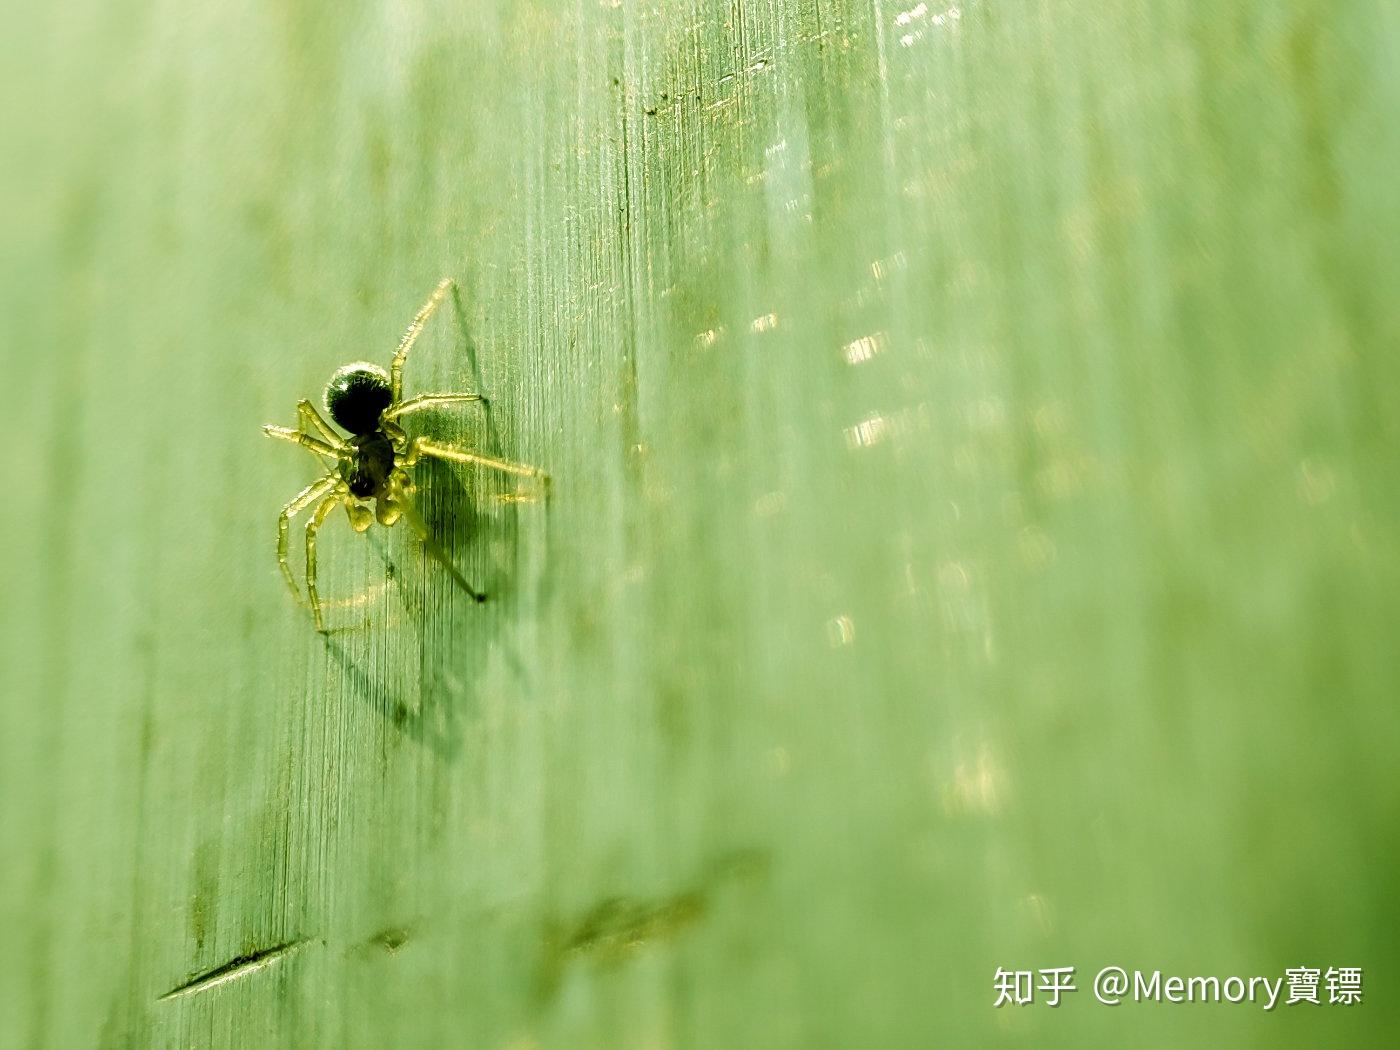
<box><xmin>324</xmin><ymin>363</ymin><xmax>391</xmax><ymax>434</ymax></box>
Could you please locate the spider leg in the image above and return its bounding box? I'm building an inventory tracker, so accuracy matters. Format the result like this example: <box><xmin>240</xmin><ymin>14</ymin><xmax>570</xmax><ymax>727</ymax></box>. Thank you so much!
<box><xmin>297</xmin><ymin>400</ymin><xmax>346</xmax><ymax>447</ymax></box>
<box><xmin>305</xmin><ymin>488</ymin><xmax>346</xmax><ymax>632</ymax></box>
<box><xmin>390</xmin><ymin>277</ymin><xmax>455</xmax><ymax>403</ymax></box>
<box><xmin>381</xmin><ymin>392</ymin><xmax>487</xmax><ymax>422</ymax></box>
<box><xmin>277</xmin><ymin>475</ymin><xmax>338</xmax><ymax>602</ymax></box>
<box><xmin>406</xmin><ymin>437</ymin><xmax>549</xmax><ymax>484</ymax></box>
<box><xmin>374</xmin><ymin>475</ymin><xmax>405</xmax><ymax>527</ymax></box>
<box><xmin>381</xmin><ymin>417</ymin><xmax>411</xmax><ymax>457</ymax></box>
<box><xmin>344</xmin><ymin>499</ymin><xmax>373</xmax><ymax>532</ymax></box>
<box><xmin>394</xmin><ymin>483</ymin><xmax>486</xmax><ymax>603</ymax></box>
<box><xmin>263</xmin><ymin>424</ymin><xmax>346</xmax><ymax>463</ymax></box>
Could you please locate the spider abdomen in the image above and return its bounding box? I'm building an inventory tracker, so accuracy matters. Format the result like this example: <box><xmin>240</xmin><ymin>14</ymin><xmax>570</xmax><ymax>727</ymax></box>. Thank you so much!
<box><xmin>325</xmin><ymin>362</ymin><xmax>393</xmax><ymax>434</ymax></box>
<box><xmin>340</xmin><ymin>431</ymin><xmax>396</xmax><ymax>499</ymax></box>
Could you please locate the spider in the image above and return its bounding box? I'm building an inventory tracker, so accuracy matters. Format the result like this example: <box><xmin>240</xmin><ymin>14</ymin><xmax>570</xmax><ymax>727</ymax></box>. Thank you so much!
<box><xmin>263</xmin><ymin>278</ymin><xmax>546</xmax><ymax>632</ymax></box>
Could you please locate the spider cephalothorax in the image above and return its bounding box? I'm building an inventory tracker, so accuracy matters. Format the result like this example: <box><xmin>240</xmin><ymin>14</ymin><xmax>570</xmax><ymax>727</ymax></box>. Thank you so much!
<box><xmin>263</xmin><ymin>278</ymin><xmax>546</xmax><ymax>631</ymax></box>
<box><xmin>340</xmin><ymin>430</ymin><xmax>395</xmax><ymax>499</ymax></box>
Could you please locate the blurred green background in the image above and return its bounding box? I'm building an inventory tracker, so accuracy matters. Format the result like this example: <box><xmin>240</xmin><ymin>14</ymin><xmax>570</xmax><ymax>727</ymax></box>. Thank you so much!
<box><xmin>3</xmin><ymin>0</ymin><xmax>1398</xmax><ymax>1046</ymax></box>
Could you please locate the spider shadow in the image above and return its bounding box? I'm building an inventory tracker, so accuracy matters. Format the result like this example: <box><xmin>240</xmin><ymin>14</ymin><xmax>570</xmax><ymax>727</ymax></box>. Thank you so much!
<box><xmin>318</xmin><ymin>458</ymin><xmax>524</xmax><ymax>765</ymax></box>
<box><xmin>322</xmin><ymin>629</ymin><xmax>462</xmax><ymax>763</ymax></box>
<box><xmin>412</xmin><ymin>419</ymin><xmax>534</xmax><ymax>680</ymax></box>
<box><xmin>317</xmin><ymin>289</ymin><xmax>540</xmax><ymax>763</ymax></box>
<box><xmin>447</xmin><ymin>282</ymin><xmax>504</xmax><ymax>447</ymax></box>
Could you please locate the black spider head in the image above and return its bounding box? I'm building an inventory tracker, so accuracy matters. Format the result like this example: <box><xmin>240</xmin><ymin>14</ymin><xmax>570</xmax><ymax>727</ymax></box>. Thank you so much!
<box><xmin>324</xmin><ymin>362</ymin><xmax>392</xmax><ymax>434</ymax></box>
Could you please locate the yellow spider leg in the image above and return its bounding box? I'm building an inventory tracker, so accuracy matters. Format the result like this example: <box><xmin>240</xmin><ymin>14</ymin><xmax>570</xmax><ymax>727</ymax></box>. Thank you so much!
<box><xmin>305</xmin><ymin>489</ymin><xmax>345</xmax><ymax>632</ymax></box>
<box><xmin>343</xmin><ymin>499</ymin><xmax>373</xmax><ymax>532</ymax></box>
<box><xmin>262</xmin><ymin>424</ymin><xmax>345</xmax><ymax>462</ymax></box>
<box><xmin>381</xmin><ymin>392</ymin><xmax>486</xmax><ymax>421</ymax></box>
<box><xmin>380</xmin><ymin>417</ymin><xmax>409</xmax><ymax>454</ymax></box>
<box><xmin>395</xmin><ymin>486</ymin><xmax>486</xmax><ymax>603</ymax></box>
<box><xmin>277</xmin><ymin>475</ymin><xmax>338</xmax><ymax>602</ymax></box>
<box><xmin>390</xmin><ymin>277</ymin><xmax>455</xmax><ymax>403</ymax></box>
<box><xmin>375</xmin><ymin>478</ymin><xmax>404</xmax><ymax>527</ymax></box>
<box><xmin>297</xmin><ymin>399</ymin><xmax>346</xmax><ymax>447</ymax></box>
<box><xmin>407</xmin><ymin>437</ymin><xmax>548</xmax><ymax>483</ymax></box>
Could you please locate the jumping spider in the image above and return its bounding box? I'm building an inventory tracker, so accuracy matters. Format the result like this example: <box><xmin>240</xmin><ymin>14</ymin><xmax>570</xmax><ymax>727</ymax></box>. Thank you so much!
<box><xmin>263</xmin><ymin>278</ymin><xmax>546</xmax><ymax>631</ymax></box>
